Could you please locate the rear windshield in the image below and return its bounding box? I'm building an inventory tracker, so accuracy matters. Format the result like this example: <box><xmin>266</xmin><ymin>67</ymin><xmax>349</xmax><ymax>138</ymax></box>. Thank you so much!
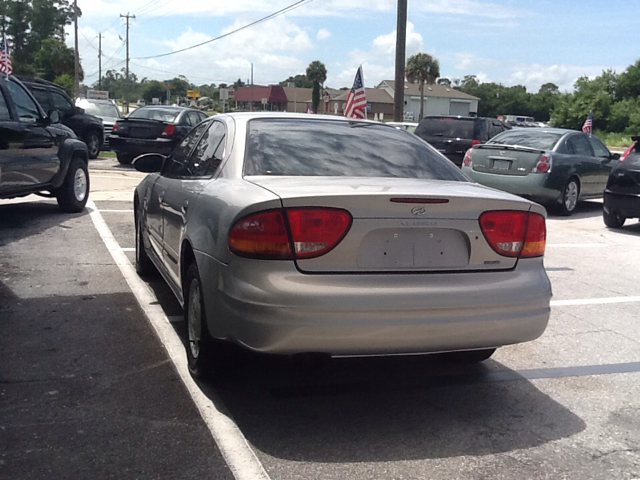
<box><xmin>487</xmin><ymin>130</ymin><xmax>562</xmax><ymax>150</ymax></box>
<box><xmin>244</xmin><ymin>119</ymin><xmax>468</xmax><ymax>181</ymax></box>
<box><xmin>415</xmin><ymin>118</ymin><xmax>475</xmax><ymax>138</ymax></box>
<box><xmin>129</xmin><ymin>108</ymin><xmax>180</xmax><ymax>122</ymax></box>
<box><xmin>81</xmin><ymin>102</ymin><xmax>120</xmax><ymax>118</ymax></box>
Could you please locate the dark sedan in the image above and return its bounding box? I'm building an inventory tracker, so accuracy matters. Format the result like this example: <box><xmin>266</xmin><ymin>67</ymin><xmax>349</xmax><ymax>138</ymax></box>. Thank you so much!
<box><xmin>603</xmin><ymin>136</ymin><xmax>640</xmax><ymax>228</ymax></box>
<box><xmin>109</xmin><ymin>106</ymin><xmax>208</xmax><ymax>164</ymax></box>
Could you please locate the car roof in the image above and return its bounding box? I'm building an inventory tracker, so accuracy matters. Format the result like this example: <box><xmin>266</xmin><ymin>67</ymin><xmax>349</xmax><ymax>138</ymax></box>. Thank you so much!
<box><xmin>213</xmin><ymin>111</ymin><xmax>394</xmax><ymax>125</ymax></box>
<box><xmin>501</xmin><ymin>127</ymin><xmax>578</xmax><ymax>135</ymax></box>
<box><xmin>135</xmin><ymin>105</ymin><xmax>194</xmax><ymax>111</ymax></box>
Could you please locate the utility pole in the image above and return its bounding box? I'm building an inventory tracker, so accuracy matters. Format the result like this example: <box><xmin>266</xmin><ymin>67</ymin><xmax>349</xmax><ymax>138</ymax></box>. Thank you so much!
<box><xmin>120</xmin><ymin>12</ymin><xmax>135</xmax><ymax>113</ymax></box>
<box><xmin>98</xmin><ymin>33</ymin><xmax>102</xmax><ymax>90</ymax></box>
<box><xmin>393</xmin><ymin>0</ymin><xmax>407</xmax><ymax>122</ymax></box>
<box><xmin>250</xmin><ymin>63</ymin><xmax>254</xmax><ymax>112</ymax></box>
<box><xmin>73</xmin><ymin>0</ymin><xmax>80</xmax><ymax>98</ymax></box>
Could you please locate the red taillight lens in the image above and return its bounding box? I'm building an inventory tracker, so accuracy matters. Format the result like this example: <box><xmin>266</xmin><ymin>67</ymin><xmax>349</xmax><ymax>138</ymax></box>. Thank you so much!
<box><xmin>620</xmin><ymin>142</ymin><xmax>635</xmax><ymax>162</ymax></box>
<box><xmin>228</xmin><ymin>210</ymin><xmax>291</xmax><ymax>259</ymax></box>
<box><xmin>112</xmin><ymin>121</ymin><xmax>118</xmax><ymax>132</ymax></box>
<box><xmin>471</xmin><ymin>139</ymin><xmax>481</xmax><ymax>146</ymax></box>
<box><xmin>228</xmin><ymin>208</ymin><xmax>352</xmax><ymax>259</ymax></box>
<box><xmin>162</xmin><ymin>124</ymin><xmax>176</xmax><ymax>136</ymax></box>
<box><xmin>286</xmin><ymin>208</ymin><xmax>352</xmax><ymax>259</ymax></box>
<box><xmin>532</xmin><ymin>153</ymin><xmax>552</xmax><ymax>173</ymax></box>
<box><xmin>463</xmin><ymin>148</ymin><xmax>472</xmax><ymax>167</ymax></box>
<box><xmin>479</xmin><ymin>211</ymin><xmax>546</xmax><ymax>258</ymax></box>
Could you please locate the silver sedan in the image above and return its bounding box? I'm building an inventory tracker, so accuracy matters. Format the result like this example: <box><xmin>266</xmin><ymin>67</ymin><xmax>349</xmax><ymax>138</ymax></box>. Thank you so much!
<box><xmin>133</xmin><ymin>112</ymin><xmax>552</xmax><ymax>378</ymax></box>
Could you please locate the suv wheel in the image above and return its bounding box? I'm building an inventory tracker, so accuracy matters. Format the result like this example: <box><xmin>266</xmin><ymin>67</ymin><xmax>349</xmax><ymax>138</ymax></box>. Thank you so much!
<box><xmin>603</xmin><ymin>209</ymin><xmax>625</xmax><ymax>228</ymax></box>
<box><xmin>56</xmin><ymin>157</ymin><xmax>89</xmax><ymax>213</ymax></box>
<box><xmin>116</xmin><ymin>153</ymin><xmax>133</xmax><ymax>165</ymax></box>
<box><xmin>84</xmin><ymin>130</ymin><xmax>102</xmax><ymax>159</ymax></box>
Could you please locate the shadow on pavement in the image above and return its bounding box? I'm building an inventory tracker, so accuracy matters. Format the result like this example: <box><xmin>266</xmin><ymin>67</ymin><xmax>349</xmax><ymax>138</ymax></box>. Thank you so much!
<box><xmin>604</xmin><ymin>219</ymin><xmax>640</xmax><ymax>237</ymax></box>
<box><xmin>200</xmin><ymin>351</ymin><xmax>586</xmax><ymax>463</ymax></box>
<box><xmin>547</xmin><ymin>200</ymin><xmax>603</xmax><ymax>220</ymax></box>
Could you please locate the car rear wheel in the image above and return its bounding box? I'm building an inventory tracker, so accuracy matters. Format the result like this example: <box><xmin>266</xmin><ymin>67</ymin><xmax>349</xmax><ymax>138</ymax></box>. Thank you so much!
<box><xmin>443</xmin><ymin>348</ymin><xmax>496</xmax><ymax>363</ymax></box>
<box><xmin>116</xmin><ymin>153</ymin><xmax>133</xmax><ymax>165</ymax></box>
<box><xmin>56</xmin><ymin>157</ymin><xmax>89</xmax><ymax>213</ymax></box>
<box><xmin>135</xmin><ymin>211</ymin><xmax>155</xmax><ymax>276</ymax></box>
<box><xmin>603</xmin><ymin>209</ymin><xmax>626</xmax><ymax>228</ymax></box>
<box><xmin>84</xmin><ymin>130</ymin><xmax>102</xmax><ymax>159</ymax></box>
<box><xmin>559</xmin><ymin>178</ymin><xmax>580</xmax><ymax>216</ymax></box>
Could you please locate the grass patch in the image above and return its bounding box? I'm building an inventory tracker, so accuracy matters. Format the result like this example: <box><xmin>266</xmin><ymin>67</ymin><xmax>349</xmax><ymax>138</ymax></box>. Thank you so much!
<box><xmin>99</xmin><ymin>151</ymin><xmax>116</xmax><ymax>157</ymax></box>
<box><xmin>596</xmin><ymin>130</ymin><xmax>633</xmax><ymax>149</ymax></box>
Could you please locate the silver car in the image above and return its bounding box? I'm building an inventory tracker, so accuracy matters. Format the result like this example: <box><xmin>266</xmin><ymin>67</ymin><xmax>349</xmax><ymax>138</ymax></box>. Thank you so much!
<box><xmin>133</xmin><ymin>112</ymin><xmax>551</xmax><ymax>378</ymax></box>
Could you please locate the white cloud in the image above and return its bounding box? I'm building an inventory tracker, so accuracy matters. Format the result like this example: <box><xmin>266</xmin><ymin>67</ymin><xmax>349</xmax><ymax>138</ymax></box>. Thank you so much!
<box><xmin>508</xmin><ymin>64</ymin><xmax>625</xmax><ymax>93</ymax></box>
<box><xmin>317</xmin><ymin>28</ymin><xmax>331</xmax><ymax>41</ymax></box>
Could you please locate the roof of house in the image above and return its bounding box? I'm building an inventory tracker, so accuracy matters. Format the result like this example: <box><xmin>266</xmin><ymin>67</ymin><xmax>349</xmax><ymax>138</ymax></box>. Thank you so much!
<box><xmin>332</xmin><ymin>88</ymin><xmax>394</xmax><ymax>104</ymax></box>
<box><xmin>378</xmin><ymin>80</ymin><xmax>480</xmax><ymax>100</ymax></box>
<box><xmin>233</xmin><ymin>85</ymin><xmax>288</xmax><ymax>103</ymax></box>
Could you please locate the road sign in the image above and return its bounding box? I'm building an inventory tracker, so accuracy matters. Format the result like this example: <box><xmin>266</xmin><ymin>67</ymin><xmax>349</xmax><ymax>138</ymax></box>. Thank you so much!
<box><xmin>187</xmin><ymin>89</ymin><xmax>200</xmax><ymax>98</ymax></box>
<box><xmin>87</xmin><ymin>89</ymin><xmax>109</xmax><ymax>100</ymax></box>
<box><xmin>219</xmin><ymin>88</ymin><xmax>229</xmax><ymax>100</ymax></box>
<box><xmin>261</xmin><ymin>98</ymin><xmax>268</xmax><ymax>105</ymax></box>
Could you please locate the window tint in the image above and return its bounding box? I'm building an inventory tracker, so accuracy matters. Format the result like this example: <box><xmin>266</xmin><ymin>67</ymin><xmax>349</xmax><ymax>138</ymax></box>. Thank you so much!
<box><xmin>0</xmin><ymin>90</ymin><xmax>10</xmax><ymax>120</ymax></box>
<box><xmin>567</xmin><ymin>135</ymin><xmax>593</xmax><ymax>156</ymax></box>
<box><xmin>488</xmin><ymin>130</ymin><xmax>562</xmax><ymax>150</ymax></box>
<box><xmin>186</xmin><ymin>112</ymin><xmax>202</xmax><ymax>127</ymax></box>
<box><xmin>130</xmin><ymin>107</ymin><xmax>180</xmax><ymax>122</ymax></box>
<box><xmin>162</xmin><ymin>121</ymin><xmax>210</xmax><ymax>177</ymax></box>
<box><xmin>6</xmin><ymin>80</ymin><xmax>41</xmax><ymax>122</ymax></box>
<box><xmin>588</xmin><ymin>136</ymin><xmax>610</xmax><ymax>158</ymax></box>
<box><xmin>51</xmin><ymin>91</ymin><xmax>73</xmax><ymax>115</ymax></box>
<box><xmin>184</xmin><ymin>122</ymin><xmax>225</xmax><ymax>178</ymax></box>
<box><xmin>244</xmin><ymin>119</ymin><xmax>468</xmax><ymax>181</ymax></box>
<box><xmin>415</xmin><ymin>118</ymin><xmax>475</xmax><ymax>139</ymax></box>
<box><xmin>31</xmin><ymin>88</ymin><xmax>51</xmax><ymax>111</ymax></box>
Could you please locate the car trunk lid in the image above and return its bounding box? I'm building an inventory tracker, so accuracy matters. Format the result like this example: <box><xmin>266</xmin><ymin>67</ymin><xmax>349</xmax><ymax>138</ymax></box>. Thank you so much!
<box><xmin>246</xmin><ymin>176</ymin><xmax>532</xmax><ymax>273</ymax></box>
<box><xmin>471</xmin><ymin>144</ymin><xmax>545</xmax><ymax>176</ymax></box>
<box><xmin>114</xmin><ymin>119</ymin><xmax>169</xmax><ymax>139</ymax></box>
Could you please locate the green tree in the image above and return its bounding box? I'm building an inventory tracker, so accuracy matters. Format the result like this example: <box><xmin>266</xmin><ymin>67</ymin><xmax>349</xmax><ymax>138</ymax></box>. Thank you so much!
<box><xmin>140</xmin><ymin>80</ymin><xmax>166</xmax><ymax>104</ymax></box>
<box><xmin>280</xmin><ymin>74</ymin><xmax>313</xmax><ymax>88</ymax></box>
<box><xmin>405</xmin><ymin>52</ymin><xmax>440</xmax><ymax>121</ymax></box>
<box><xmin>616</xmin><ymin>59</ymin><xmax>640</xmax><ymax>101</ymax></box>
<box><xmin>306</xmin><ymin>60</ymin><xmax>327</xmax><ymax>113</ymax></box>
<box><xmin>34</xmin><ymin>37</ymin><xmax>79</xmax><ymax>81</ymax></box>
<box><xmin>53</xmin><ymin>73</ymin><xmax>74</xmax><ymax>96</ymax></box>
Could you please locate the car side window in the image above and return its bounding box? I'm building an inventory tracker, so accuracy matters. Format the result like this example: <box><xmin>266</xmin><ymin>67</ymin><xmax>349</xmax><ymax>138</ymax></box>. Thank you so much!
<box><xmin>184</xmin><ymin>121</ymin><xmax>226</xmax><ymax>178</ymax></box>
<box><xmin>186</xmin><ymin>111</ymin><xmax>202</xmax><ymax>127</ymax></box>
<box><xmin>5</xmin><ymin>81</ymin><xmax>41</xmax><ymax>123</ymax></box>
<box><xmin>587</xmin><ymin>136</ymin><xmax>610</xmax><ymax>158</ymax></box>
<box><xmin>162</xmin><ymin>121</ymin><xmax>210</xmax><ymax>177</ymax></box>
<box><xmin>30</xmin><ymin>87</ymin><xmax>51</xmax><ymax>111</ymax></box>
<box><xmin>51</xmin><ymin>91</ymin><xmax>74</xmax><ymax>116</ymax></box>
<box><xmin>567</xmin><ymin>135</ymin><xmax>593</xmax><ymax>156</ymax></box>
<box><xmin>0</xmin><ymin>89</ymin><xmax>11</xmax><ymax>121</ymax></box>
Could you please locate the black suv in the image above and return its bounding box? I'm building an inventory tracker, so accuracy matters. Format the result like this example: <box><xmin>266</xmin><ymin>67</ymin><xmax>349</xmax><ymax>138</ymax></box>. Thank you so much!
<box><xmin>18</xmin><ymin>77</ymin><xmax>104</xmax><ymax>159</ymax></box>
<box><xmin>414</xmin><ymin>116</ymin><xmax>510</xmax><ymax>167</ymax></box>
<box><xmin>0</xmin><ymin>75</ymin><xmax>90</xmax><ymax>212</ymax></box>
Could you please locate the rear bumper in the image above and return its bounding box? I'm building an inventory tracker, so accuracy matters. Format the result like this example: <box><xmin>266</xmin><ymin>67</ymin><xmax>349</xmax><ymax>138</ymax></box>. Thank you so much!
<box><xmin>462</xmin><ymin>167</ymin><xmax>559</xmax><ymax>204</ymax></box>
<box><xmin>604</xmin><ymin>190</ymin><xmax>640</xmax><ymax>218</ymax></box>
<box><xmin>197</xmin><ymin>254</ymin><xmax>552</xmax><ymax>356</ymax></box>
<box><xmin>108</xmin><ymin>136</ymin><xmax>176</xmax><ymax>157</ymax></box>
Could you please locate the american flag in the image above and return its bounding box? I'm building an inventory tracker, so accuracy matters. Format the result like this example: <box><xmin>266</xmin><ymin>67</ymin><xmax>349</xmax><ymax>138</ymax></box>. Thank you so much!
<box><xmin>344</xmin><ymin>66</ymin><xmax>366</xmax><ymax>119</ymax></box>
<box><xmin>0</xmin><ymin>33</ymin><xmax>12</xmax><ymax>75</ymax></box>
<box><xmin>582</xmin><ymin>110</ymin><xmax>593</xmax><ymax>134</ymax></box>
<box><xmin>306</xmin><ymin>103</ymin><xmax>313</xmax><ymax>114</ymax></box>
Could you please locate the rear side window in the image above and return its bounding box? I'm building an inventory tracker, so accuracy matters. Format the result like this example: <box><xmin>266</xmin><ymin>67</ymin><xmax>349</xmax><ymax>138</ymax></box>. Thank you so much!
<box><xmin>415</xmin><ymin>118</ymin><xmax>475</xmax><ymax>139</ymax></box>
<box><xmin>30</xmin><ymin>87</ymin><xmax>51</xmax><ymax>111</ymax></box>
<box><xmin>488</xmin><ymin>130</ymin><xmax>562</xmax><ymax>150</ymax></box>
<box><xmin>244</xmin><ymin>119</ymin><xmax>468</xmax><ymax>181</ymax></box>
<box><xmin>0</xmin><ymin>89</ymin><xmax>10</xmax><ymax>120</ymax></box>
<box><xmin>567</xmin><ymin>135</ymin><xmax>593</xmax><ymax>156</ymax></box>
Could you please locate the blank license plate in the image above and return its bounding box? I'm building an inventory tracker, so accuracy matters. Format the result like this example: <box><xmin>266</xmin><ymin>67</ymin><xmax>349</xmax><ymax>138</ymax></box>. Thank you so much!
<box><xmin>493</xmin><ymin>160</ymin><xmax>511</xmax><ymax>170</ymax></box>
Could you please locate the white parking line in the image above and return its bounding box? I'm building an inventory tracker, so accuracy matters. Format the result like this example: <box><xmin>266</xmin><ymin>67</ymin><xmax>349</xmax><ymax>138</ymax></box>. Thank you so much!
<box><xmin>86</xmin><ymin>200</ymin><xmax>270</xmax><ymax>480</ymax></box>
<box><xmin>546</xmin><ymin>243</ymin><xmax>607</xmax><ymax>248</ymax></box>
<box><xmin>121</xmin><ymin>247</ymin><xmax>135</xmax><ymax>252</ymax></box>
<box><xmin>552</xmin><ymin>296</ymin><xmax>640</xmax><ymax>306</ymax></box>
<box><xmin>99</xmin><ymin>209</ymin><xmax>134</xmax><ymax>213</ymax></box>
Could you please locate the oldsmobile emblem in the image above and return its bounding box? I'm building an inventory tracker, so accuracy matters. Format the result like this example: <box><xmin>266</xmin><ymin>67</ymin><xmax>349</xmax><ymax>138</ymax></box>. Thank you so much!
<box><xmin>411</xmin><ymin>206</ymin><xmax>426</xmax><ymax>216</ymax></box>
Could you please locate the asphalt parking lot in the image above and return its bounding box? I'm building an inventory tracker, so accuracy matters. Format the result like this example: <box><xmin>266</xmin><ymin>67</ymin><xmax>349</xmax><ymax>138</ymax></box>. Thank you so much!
<box><xmin>1</xmin><ymin>157</ymin><xmax>640</xmax><ymax>480</ymax></box>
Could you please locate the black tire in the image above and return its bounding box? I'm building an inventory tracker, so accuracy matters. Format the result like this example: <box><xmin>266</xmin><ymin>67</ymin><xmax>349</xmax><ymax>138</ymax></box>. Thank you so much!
<box><xmin>135</xmin><ymin>210</ymin><xmax>155</xmax><ymax>276</ymax></box>
<box><xmin>56</xmin><ymin>157</ymin><xmax>89</xmax><ymax>213</ymax></box>
<box><xmin>558</xmin><ymin>178</ymin><xmax>580</xmax><ymax>216</ymax></box>
<box><xmin>443</xmin><ymin>348</ymin><xmax>496</xmax><ymax>363</ymax></box>
<box><xmin>84</xmin><ymin>130</ymin><xmax>102</xmax><ymax>159</ymax></box>
<box><xmin>603</xmin><ymin>208</ymin><xmax>625</xmax><ymax>228</ymax></box>
<box><xmin>116</xmin><ymin>153</ymin><xmax>133</xmax><ymax>165</ymax></box>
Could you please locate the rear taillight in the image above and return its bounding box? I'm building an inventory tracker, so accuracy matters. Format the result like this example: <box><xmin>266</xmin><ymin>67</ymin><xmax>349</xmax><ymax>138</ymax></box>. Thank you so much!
<box><xmin>463</xmin><ymin>148</ymin><xmax>472</xmax><ymax>167</ymax></box>
<box><xmin>112</xmin><ymin>121</ymin><xmax>118</xmax><ymax>132</ymax></box>
<box><xmin>471</xmin><ymin>139</ymin><xmax>481</xmax><ymax>146</ymax></box>
<box><xmin>161</xmin><ymin>124</ymin><xmax>176</xmax><ymax>136</ymax></box>
<box><xmin>532</xmin><ymin>153</ymin><xmax>552</xmax><ymax>173</ymax></box>
<box><xmin>479</xmin><ymin>211</ymin><xmax>546</xmax><ymax>258</ymax></box>
<box><xmin>228</xmin><ymin>208</ymin><xmax>352</xmax><ymax>260</ymax></box>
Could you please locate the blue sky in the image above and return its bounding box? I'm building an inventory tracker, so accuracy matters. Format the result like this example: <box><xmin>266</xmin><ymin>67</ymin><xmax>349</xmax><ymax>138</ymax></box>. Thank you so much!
<box><xmin>70</xmin><ymin>0</ymin><xmax>640</xmax><ymax>93</ymax></box>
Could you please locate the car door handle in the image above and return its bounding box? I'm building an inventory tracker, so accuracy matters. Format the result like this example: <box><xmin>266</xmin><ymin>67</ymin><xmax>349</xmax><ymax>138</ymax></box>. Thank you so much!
<box><xmin>158</xmin><ymin>193</ymin><xmax>164</xmax><ymax>205</ymax></box>
<box><xmin>181</xmin><ymin>201</ymin><xmax>189</xmax><ymax>214</ymax></box>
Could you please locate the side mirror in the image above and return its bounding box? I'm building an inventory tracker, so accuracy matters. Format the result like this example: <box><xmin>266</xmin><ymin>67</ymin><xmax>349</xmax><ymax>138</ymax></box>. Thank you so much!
<box><xmin>611</xmin><ymin>153</ymin><xmax>621</xmax><ymax>161</ymax></box>
<box><xmin>133</xmin><ymin>153</ymin><xmax>166</xmax><ymax>173</ymax></box>
<box><xmin>47</xmin><ymin>110</ymin><xmax>60</xmax><ymax>124</ymax></box>
<box><xmin>75</xmin><ymin>106</ymin><xmax>85</xmax><ymax>115</ymax></box>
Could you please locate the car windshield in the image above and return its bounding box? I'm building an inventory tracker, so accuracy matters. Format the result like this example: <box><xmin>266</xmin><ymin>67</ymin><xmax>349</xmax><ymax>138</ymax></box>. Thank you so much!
<box><xmin>487</xmin><ymin>130</ymin><xmax>562</xmax><ymax>149</ymax></box>
<box><xmin>415</xmin><ymin>118</ymin><xmax>475</xmax><ymax>138</ymax></box>
<box><xmin>81</xmin><ymin>102</ymin><xmax>120</xmax><ymax>118</ymax></box>
<box><xmin>244</xmin><ymin>119</ymin><xmax>468</xmax><ymax>181</ymax></box>
<box><xmin>129</xmin><ymin>108</ymin><xmax>180</xmax><ymax>122</ymax></box>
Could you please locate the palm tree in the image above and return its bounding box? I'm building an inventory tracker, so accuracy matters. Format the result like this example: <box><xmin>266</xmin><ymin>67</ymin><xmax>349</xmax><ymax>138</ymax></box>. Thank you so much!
<box><xmin>306</xmin><ymin>60</ymin><xmax>327</xmax><ymax>113</ymax></box>
<box><xmin>405</xmin><ymin>53</ymin><xmax>440</xmax><ymax>121</ymax></box>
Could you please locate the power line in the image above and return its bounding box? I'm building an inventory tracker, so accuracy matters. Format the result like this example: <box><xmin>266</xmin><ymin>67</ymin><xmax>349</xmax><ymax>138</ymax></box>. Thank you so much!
<box><xmin>133</xmin><ymin>0</ymin><xmax>314</xmax><ymax>60</ymax></box>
